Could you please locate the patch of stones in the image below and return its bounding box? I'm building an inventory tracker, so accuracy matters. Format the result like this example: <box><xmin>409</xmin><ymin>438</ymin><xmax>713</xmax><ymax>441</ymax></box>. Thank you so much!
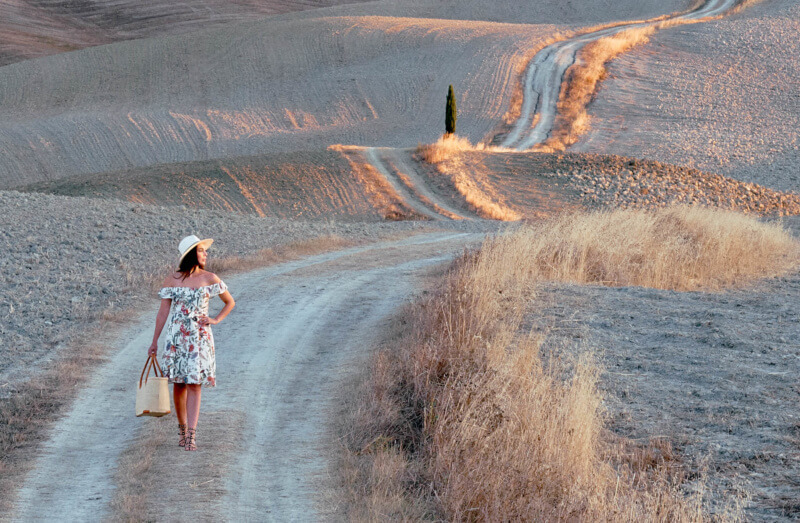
<box><xmin>545</xmin><ymin>154</ymin><xmax>800</xmax><ymax>217</ymax></box>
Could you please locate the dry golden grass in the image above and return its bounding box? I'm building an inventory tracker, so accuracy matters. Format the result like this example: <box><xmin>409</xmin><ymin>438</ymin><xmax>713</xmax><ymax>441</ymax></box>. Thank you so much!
<box><xmin>338</xmin><ymin>206</ymin><xmax>794</xmax><ymax>520</ymax></box>
<box><xmin>416</xmin><ymin>136</ymin><xmax>521</xmax><ymax>221</ymax></box>
<box><xmin>498</xmin><ymin>10</ymin><xmax>679</xmax><ymax>132</ymax></box>
<box><xmin>110</xmin><ymin>416</ymin><xmax>170</xmax><ymax>520</ymax></box>
<box><xmin>329</xmin><ymin>312</ymin><xmax>438</xmax><ymax>521</ymax></box>
<box><xmin>729</xmin><ymin>0</ymin><xmax>767</xmax><ymax>15</ymax></box>
<box><xmin>416</xmin><ymin>134</ymin><xmax>481</xmax><ymax>164</ymax></box>
<box><xmin>490</xmin><ymin>206</ymin><xmax>800</xmax><ymax>291</ymax></box>
<box><xmin>0</xmin><ymin>339</ymin><xmax>110</xmax><ymax>515</ymax></box>
<box><xmin>541</xmin><ymin>0</ymin><xmax>752</xmax><ymax>152</ymax></box>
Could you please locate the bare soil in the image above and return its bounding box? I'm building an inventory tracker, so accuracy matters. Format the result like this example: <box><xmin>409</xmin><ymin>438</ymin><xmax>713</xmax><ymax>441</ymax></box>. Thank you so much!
<box><xmin>528</xmin><ymin>217</ymin><xmax>800</xmax><ymax>519</ymax></box>
<box><xmin>0</xmin><ymin>14</ymin><xmax>556</xmax><ymax>187</ymax></box>
<box><xmin>574</xmin><ymin>0</ymin><xmax>800</xmax><ymax>194</ymax></box>
<box><xmin>0</xmin><ymin>0</ymin><xmax>375</xmax><ymax>66</ymax></box>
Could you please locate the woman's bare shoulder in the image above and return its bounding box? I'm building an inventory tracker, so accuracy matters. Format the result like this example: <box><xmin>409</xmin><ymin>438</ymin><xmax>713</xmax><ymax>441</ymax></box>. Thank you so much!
<box><xmin>163</xmin><ymin>273</ymin><xmax>179</xmax><ymax>287</ymax></box>
<box><xmin>161</xmin><ymin>269</ymin><xmax>218</xmax><ymax>287</ymax></box>
<box><xmin>162</xmin><ymin>270</ymin><xmax>192</xmax><ymax>287</ymax></box>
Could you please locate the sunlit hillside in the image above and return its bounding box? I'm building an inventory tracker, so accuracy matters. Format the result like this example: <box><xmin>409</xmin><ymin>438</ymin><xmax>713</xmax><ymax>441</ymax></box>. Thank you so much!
<box><xmin>0</xmin><ymin>0</ymin><xmax>692</xmax><ymax>188</ymax></box>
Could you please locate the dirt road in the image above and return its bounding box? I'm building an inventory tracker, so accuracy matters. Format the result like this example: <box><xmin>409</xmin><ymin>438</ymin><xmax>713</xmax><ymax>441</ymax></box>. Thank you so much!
<box><xmin>499</xmin><ymin>0</ymin><xmax>740</xmax><ymax>150</ymax></box>
<box><xmin>9</xmin><ymin>231</ymin><xmax>485</xmax><ymax>521</ymax></box>
<box><xmin>364</xmin><ymin>147</ymin><xmax>477</xmax><ymax>220</ymax></box>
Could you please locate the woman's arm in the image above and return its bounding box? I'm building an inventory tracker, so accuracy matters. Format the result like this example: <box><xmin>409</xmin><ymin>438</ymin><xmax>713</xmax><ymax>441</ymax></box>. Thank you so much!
<box><xmin>213</xmin><ymin>291</ymin><xmax>235</xmax><ymax>324</ymax></box>
<box><xmin>198</xmin><ymin>290</ymin><xmax>235</xmax><ymax>327</ymax></box>
<box><xmin>148</xmin><ymin>298</ymin><xmax>172</xmax><ymax>355</ymax></box>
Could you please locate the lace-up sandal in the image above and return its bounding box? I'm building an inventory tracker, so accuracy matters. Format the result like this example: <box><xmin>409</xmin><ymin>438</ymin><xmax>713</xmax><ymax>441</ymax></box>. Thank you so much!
<box><xmin>185</xmin><ymin>427</ymin><xmax>197</xmax><ymax>451</ymax></box>
<box><xmin>178</xmin><ymin>423</ymin><xmax>187</xmax><ymax>447</ymax></box>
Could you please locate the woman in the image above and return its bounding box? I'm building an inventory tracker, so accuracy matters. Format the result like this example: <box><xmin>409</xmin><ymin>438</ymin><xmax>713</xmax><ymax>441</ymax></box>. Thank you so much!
<box><xmin>148</xmin><ymin>235</ymin><xmax>235</xmax><ymax>451</ymax></box>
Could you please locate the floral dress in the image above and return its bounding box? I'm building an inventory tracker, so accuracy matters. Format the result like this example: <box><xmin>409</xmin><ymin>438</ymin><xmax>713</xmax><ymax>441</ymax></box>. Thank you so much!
<box><xmin>157</xmin><ymin>281</ymin><xmax>228</xmax><ymax>387</ymax></box>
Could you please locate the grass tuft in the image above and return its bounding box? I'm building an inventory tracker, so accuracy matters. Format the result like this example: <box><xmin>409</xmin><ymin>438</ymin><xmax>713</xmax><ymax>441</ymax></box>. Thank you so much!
<box><xmin>416</xmin><ymin>134</ymin><xmax>480</xmax><ymax>164</ymax></box>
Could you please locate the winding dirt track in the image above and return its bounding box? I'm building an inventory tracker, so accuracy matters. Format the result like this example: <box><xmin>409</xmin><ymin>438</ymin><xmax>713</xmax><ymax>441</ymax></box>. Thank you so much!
<box><xmin>364</xmin><ymin>147</ymin><xmax>476</xmax><ymax>220</ymax></box>
<box><xmin>10</xmin><ymin>231</ymin><xmax>483</xmax><ymax>521</ymax></box>
<box><xmin>499</xmin><ymin>0</ymin><xmax>740</xmax><ymax>150</ymax></box>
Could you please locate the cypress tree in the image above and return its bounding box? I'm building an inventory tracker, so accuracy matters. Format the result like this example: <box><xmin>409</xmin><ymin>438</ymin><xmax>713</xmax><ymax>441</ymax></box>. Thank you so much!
<box><xmin>445</xmin><ymin>84</ymin><xmax>457</xmax><ymax>135</ymax></box>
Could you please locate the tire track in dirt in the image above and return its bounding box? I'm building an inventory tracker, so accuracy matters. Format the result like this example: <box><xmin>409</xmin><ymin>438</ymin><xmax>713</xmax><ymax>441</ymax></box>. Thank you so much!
<box><xmin>218</xmin><ymin>233</ymin><xmax>478</xmax><ymax>519</ymax></box>
<box><xmin>9</xmin><ymin>231</ymin><xmax>484</xmax><ymax>521</ymax></box>
<box><xmin>364</xmin><ymin>147</ymin><xmax>475</xmax><ymax>220</ymax></box>
<box><xmin>389</xmin><ymin>148</ymin><xmax>483</xmax><ymax>220</ymax></box>
<box><xmin>499</xmin><ymin>0</ymin><xmax>740</xmax><ymax>150</ymax></box>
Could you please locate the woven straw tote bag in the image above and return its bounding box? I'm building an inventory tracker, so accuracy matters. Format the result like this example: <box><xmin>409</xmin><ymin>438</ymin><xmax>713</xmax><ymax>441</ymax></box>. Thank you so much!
<box><xmin>135</xmin><ymin>355</ymin><xmax>171</xmax><ymax>417</ymax></box>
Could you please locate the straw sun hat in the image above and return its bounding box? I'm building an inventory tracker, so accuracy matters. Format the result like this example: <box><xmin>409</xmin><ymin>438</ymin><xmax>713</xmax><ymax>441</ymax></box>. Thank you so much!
<box><xmin>178</xmin><ymin>235</ymin><xmax>214</xmax><ymax>266</ymax></box>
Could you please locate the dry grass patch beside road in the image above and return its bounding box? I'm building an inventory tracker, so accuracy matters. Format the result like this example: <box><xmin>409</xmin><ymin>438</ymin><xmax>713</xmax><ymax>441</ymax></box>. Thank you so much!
<box><xmin>0</xmin><ymin>340</ymin><xmax>108</xmax><ymax>515</ymax></box>
<box><xmin>110</xmin><ymin>411</ymin><xmax>245</xmax><ymax>521</ymax></box>
<box><xmin>485</xmin><ymin>206</ymin><xmax>799</xmax><ymax>291</ymax></box>
<box><xmin>416</xmin><ymin>136</ymin><xmax>521</xmax><ymax>221</ymax></box>
<box><xmin>544</xmin><ymin>26</ymin><xmax>656</xmax><ymax>152</ymax></box>
<box><xmin>416</xmin><ymin>135</ymin><xmax>480</xmax><ymax>164</ymax></box>
<box><xmin>338</xmin><ymin>206</ymin><xmax>796</xmax><ymax>520</ymax></box>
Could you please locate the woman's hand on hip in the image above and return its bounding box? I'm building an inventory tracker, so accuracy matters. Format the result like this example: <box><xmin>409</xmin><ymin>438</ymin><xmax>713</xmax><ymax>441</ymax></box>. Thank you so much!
<box><xmin>198</xmin><ymin>314</ymin><xmax>218</xmax><ymax>327</ymax></box>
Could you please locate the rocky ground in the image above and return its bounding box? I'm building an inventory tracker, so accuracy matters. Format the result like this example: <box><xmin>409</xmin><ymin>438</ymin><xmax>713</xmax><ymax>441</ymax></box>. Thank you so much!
<box><xmin>554</xmin><ymin>155</ymin><xmax>800</xmax><ymax>216</ymax></box>
<box><xmin>444</xmin><ymin>151</ymin><xmax>800</xmax><ymax>218</ymax></box>
<box><xmin>0</xmin><ymin>188</ymin><xmax>498</xmax><ymax>394</ymax></box>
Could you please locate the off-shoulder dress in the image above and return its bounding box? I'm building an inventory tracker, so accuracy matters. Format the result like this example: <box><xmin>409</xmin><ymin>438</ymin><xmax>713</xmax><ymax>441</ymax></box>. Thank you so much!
<box><xmin>157</xmin><ymin>281</ymin><xmax>228</xmax><ymax>387</ymax></box>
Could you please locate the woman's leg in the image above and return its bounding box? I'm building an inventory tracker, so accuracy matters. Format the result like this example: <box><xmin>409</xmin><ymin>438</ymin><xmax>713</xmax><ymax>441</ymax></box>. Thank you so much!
<box><xmin>185</xmin><ymin>384</ymin><xmax>202</xmax><ymax>450</ymax></box>
<box><xmin>186</xmin><ymin>384</ymin><xmax>202</xmax><ymax>429</ymax></box>
<box><xmin>173</xmin><ymin>383</ymin><xmax>188</xmax><ymax>425</ymax></box>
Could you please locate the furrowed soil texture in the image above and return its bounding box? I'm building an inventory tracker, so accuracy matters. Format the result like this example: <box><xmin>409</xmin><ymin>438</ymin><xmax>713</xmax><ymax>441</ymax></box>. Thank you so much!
<box><xmin>0</xmin><ymin>0</ymin><xmax>692</xmax><ymax>189</ymax></box>
<box><xmin>528</xmin><ymin>216</ymin><xmax>800</xmax><ymax>519</ymax></box>
<box><xmin>574</xmin><ymin>0</ymin><xmax>800</xmax><ymax>193</ymax></box>
<box><xmin>17</xmin><ymin>149</ymin><xmax>406</xmax><ymax>221</ymax></box>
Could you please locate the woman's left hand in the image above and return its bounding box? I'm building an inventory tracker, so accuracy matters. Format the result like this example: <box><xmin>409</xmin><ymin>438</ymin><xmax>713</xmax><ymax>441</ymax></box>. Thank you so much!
<box><xmin>198</xmin><ymin>314</ymin><xmax>219</xmax><ymax>327</ymax></box>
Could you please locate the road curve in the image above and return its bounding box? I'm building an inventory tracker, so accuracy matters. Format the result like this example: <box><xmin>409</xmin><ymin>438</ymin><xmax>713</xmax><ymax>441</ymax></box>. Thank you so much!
<box><xmin>9</xmin><ymin>231</ymin><xmax>483</xmax><ymax>521</ymax></box>
<box><xmin>499</xmin><ymin>0</ymin><xmax>740</xmax><ymax>150</ymax></box>
<box><xmin>364</xmin><ymin>147</ymin><xmax>475</xmax><ymax>220</ymax></box>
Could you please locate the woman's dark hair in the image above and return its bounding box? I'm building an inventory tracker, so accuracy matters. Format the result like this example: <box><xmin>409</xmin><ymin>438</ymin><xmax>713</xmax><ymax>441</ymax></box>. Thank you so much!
<box><xmin>177</xmin><ymin>246</ymin><xmax>201</xmax><ymax>281</ymax></box>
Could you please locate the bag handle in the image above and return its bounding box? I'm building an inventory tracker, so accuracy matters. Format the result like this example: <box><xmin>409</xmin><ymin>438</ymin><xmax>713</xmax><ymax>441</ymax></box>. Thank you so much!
<box><xmin>139</xmin><ymin>354</ymin><xmax>164</xmax><ymax>388</ymax></box>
